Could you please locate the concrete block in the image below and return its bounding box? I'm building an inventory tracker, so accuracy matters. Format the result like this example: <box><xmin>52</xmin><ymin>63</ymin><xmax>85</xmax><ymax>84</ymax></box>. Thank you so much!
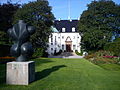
<box><xmin>6</xmin><ymin>61</ymin><xmax>35</xmax><ymax>85</ymax></box>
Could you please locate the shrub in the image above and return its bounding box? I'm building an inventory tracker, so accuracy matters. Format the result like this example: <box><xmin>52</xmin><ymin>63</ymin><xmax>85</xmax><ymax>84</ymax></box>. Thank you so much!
<box><xmin>84</xmin><ymin>53</ymin><xmax>95</xmax><ymax>59</ymax></box>
<box><xmin>32</xmin><ymin>48</ymin><xmax>44</xmax><ymax>58</ymax></box>
<box><xmin>95</xmin><ymin>50</ymin><xmax>114</xmax><ymax>57</ymax></box>
<box><xmin>85</xmin><ymin>50</ymin><xmax>119</xmax><ymax>65</ymax></box>
<box><xmin>54</xmin><ymin>50</ymin><xmax>62</xmax><ymax>55</ymax></box>
<box><xmin>0</xmin><ymin>56</ymin><xmax>15</xmax><ymax>64</ymax></box>
<box><xmin>92</xmin><ymin>57</ymin><xmax>118</xmax><ymax>65</ymax></box>
<box><xmin>75</xmin><ymin>50</ymin><xmax>83</xmax><ymax>56</ymax></box>
<box><xmin>64</xmin><ymin>50</ymin><xmax>66</xmax><ymax>52</ymax></box>
<box><xmin>33</xmin><ymin>48</ymin><xmax>49</xmax><ymax>58</ymax></box>
<box><xmin>42</xmin><ymin>51</ymin><xmax>49</xmax><ymax>57</ymax></box>
<box><xmin>104</xmin><ymin>38</ymin><xmax>120</xmax><ymax>56</ymax></box>
<box><xmin>0</xmin><ymin>45</ymin><xmax>11</xmax><ymax>57</ymax></box>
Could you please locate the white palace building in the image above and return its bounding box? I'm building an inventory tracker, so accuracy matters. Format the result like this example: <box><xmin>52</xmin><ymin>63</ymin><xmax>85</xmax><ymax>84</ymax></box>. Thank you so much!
<box><xmin>47</xmin><ymin>19</ymin><xmax>81</xmax><ymax>55</ymax></box>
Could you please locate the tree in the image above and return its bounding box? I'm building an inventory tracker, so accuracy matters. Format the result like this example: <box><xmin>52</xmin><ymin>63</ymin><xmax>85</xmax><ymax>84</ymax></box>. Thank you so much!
<box><xmin>0</xmin><ymin>2</ymin><xmax>20</xmax><ymax>32</ymax></box>
<box><xmin>104</xmin><ymin>38</ymin><xmax>120</xmax><ymax>56</ymax></box>
<box><xmin>13</xmin><ymin>0</ymin><xmax>55</xmax><ymax>49</ymax></box>
<box><xmin>78</xmin><ymin>0</ymin><xmax>120</xmax><ymax>51</ymax></box>
<box><xmin>0</xmin><ymin>2</ymin><xmax>20</xmax><ymax>44</ymax></box>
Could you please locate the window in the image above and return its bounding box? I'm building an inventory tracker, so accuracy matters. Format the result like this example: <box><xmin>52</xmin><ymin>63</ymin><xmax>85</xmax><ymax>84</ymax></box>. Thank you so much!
<box><xmin>54</xmin><ymin>36</ymin><xmax>56</xmax><ymax>45</ymax></box>
<box><xmin>73</xmin><ymin>45</ymin><xmax>76</xmax><ymax>50</ymax></box>
<box><xmin>51</xmin><ymin>43</ymin><xmax>53</xmax><ymax>45</ymax></box>
<box><xmin>72</xmin><ymin>27</ymin><xmax>75</xmax><ymax>32</ymax></box>
<box><xmin>62</xmin><ymin>36</ymin><xmax>64</xmax><ymax>39</ymax></box>
<box><xmin>55</xmin><ymin>42</ymin><xmax>57</xmax><ymax>45</ymax></box>
<box><xmin>55</xmin><ymin>36</ymin><xmax>56</xmax><ymax>42</ymax></box>
<box><xmin>55</xmin><ymin>48</ymin><xmax>57</xmax><ymax>50</ymax></box>
<box><xmin>51</xmin><ymin>48</ymin><xmax>53</xmax><ymax>51</ymax></box>
<box><xmin>73</xmin><ymin>36</ymin><xmax>75</xmax><ymax>39</ymax></box>
<box><xmin>62</xmin><ymin>45</ymin><xmax>64</xmax><ymax>50</ymax></box>
<box><xmin>62</xmin><ymin>27</ymin><xmax>65</xmax><ymax>32</ymax></box>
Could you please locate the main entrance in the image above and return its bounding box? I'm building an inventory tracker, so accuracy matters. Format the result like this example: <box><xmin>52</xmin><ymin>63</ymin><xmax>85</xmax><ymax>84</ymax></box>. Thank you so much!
<box><xmin>65</xmin><ymin>36</ymin><xmax>72</xmax><ymax>52</ymax></box>
<box><xmin>66</xmin><ymin>43</ymin><xmax>71</xmax><ymax>52</ymax></box>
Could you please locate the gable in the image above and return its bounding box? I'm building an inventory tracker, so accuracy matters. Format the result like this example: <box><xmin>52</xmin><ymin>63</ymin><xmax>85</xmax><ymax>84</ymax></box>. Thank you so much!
<box><xmin>65</xmin><ymin>36</ymin><xmax>72</xmax><ymax>42</ymax></box>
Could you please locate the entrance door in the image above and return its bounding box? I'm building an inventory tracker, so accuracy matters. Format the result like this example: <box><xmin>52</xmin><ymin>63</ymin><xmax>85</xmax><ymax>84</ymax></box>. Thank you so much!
<box><xmin>66</xmin><ymin>44</ymin><xmax>71</xmax><ymax>52</ymax></box>
<box><xmin>65</xmin><ymin>36</ymin><xmax>72</xmax><ymax>52</ymax></box>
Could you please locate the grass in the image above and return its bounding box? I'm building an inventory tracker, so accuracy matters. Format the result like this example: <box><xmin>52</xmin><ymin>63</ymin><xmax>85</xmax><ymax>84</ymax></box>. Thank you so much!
<box><xmin>0</xmin><ymin>58</ymin><xmax>120</xmax><ymax>90</ymax></box>
<box><xmin>99</xmin><ymin>64</ymin><xmax>120</xmax><ymax>71</ymax></box>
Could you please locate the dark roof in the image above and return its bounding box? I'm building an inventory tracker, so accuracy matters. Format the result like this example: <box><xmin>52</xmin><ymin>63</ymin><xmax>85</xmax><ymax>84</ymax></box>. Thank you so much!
<box><xmin>54</xmin><ymin>20</ymin><xmax>78</xmax><ymax>32</ymax></box>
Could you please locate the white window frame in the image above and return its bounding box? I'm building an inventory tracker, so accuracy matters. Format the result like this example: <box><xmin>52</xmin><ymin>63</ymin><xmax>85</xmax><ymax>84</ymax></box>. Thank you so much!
<box><xmin>72</xmin><ymin>27</ymin><xmax>75</xmax><ymax>32</ymax></box>
<box><xmin>62</xmin><ymin>27</ymin><xmax>65</xmax><ymax>32</ymax></box>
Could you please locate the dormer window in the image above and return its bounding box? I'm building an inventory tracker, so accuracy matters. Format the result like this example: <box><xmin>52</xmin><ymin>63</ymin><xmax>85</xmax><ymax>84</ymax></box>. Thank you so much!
<box><xmin>62</xmin><ymin>27</ymin><xmax>65</xmax><ymax>32</ymax></box>
<box><xmin>72</xmin><ymin>27</ymin><xmax>75</xmax><ymax>32</ymax></box>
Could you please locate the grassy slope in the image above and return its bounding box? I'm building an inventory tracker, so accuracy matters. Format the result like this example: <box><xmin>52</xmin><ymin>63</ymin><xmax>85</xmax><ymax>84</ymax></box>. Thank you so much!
<box><xmin>0</xmin><ymin>58</ymin><xmax>120</xmax><ymax>90</ymax></box>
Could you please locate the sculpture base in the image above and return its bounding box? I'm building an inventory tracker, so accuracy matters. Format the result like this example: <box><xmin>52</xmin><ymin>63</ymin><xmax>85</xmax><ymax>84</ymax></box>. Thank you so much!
<box><xmin>6</xmin><ymin>61</ymin><xmax>35</xmax><ymax>85</ymax></box>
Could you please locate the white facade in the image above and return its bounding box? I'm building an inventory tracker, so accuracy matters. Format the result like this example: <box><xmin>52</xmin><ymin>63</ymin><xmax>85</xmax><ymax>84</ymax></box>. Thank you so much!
<box><xmin>47</xmin><ymin>32</ymin><xmax>81</xmax><ymax>55</ymax></box>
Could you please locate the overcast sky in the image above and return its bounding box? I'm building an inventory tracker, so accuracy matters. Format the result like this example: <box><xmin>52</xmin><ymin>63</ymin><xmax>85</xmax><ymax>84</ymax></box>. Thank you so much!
<box><xmin>0</xmin><ymin>0</ymin><xmax>120</xmax><ymax>20</ymax></box>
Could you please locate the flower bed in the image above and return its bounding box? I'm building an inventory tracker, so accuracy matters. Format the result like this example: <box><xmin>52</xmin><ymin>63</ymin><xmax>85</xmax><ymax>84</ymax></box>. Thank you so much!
<box><xmin>0</xmin><ymin>56</ymin><xmax>15</xmax><ymax>64</ymax></box>
<box><xmin>0</xmin><ymin>56</ymin><xmax>15</xmax><ymax>59</ymax></box>
<box><xmin>103</xmin><ymin>56</ymin><xmax>118</xmax><ymax>58</ymax></box>
<box><xmin>84</xmin><ymin>50</ymin><xmax>120</xmax><ymax>65</ymax></box>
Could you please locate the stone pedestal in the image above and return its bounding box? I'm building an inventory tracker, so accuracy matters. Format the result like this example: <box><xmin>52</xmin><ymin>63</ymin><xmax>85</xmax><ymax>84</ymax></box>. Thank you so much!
<box><xmin>6</xmin><ymin>61</ymin><xmax>35</xmax><ymax>85</ymax></box>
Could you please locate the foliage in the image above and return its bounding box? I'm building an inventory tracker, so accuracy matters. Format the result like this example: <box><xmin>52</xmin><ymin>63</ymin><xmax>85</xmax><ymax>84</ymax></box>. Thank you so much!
<box><xmin>54</xmin><ymin>49</ymin><xmax>62</xmax><ymax>55</ymax></box>
<box><xmin>0</xmin><ymin>2</ymin><xmax>20</xmax><ymax>44</ymax></box>
<box><xmin>0</xmin><ymin>2</ymin><xmax>20</xmax><ymax>32</ymax></box>
<box><xmin>13</xmin><ymin>0</ymin><xmax>55</xmax><ymax>48</ymax></box>
<box><xmin>104</xmin><ymin>38</ymin><xmax>120</xmax><ymax>56</ymax></box>
<box><xmin>32</xmin><ymin>48</ymin><xmax>48</xmax><ymax>58</ymax></box>
<box><xmin>84</xmin><ymin>50</ymin><xmax>120</xmax><ymax>64</ymax></box>
<box><xmin>95</xmin><ymin>50</ymin><xmax>114</xmax><ymax>56</ymax></box>
<box><xmin>0</xmin><ymin>45</ymin><xmax>11</xmax><ymax>57</ymax></box>
<box><xmin>32</xmin><ymin>48</ymin><xmax>44</xmax><ymax>57</ymax></box>
<box><xmin>0</xmin><ymin>56</ymin><xmax>15</xmax><ymax>64</ymax></box>
<box><xmin>75</xmin><ymin>50</ymin><xmax>83</xmax><ymax>56</ymax></box>
<box><xmin>84</xmin><ymin>53</ymin><xmax>95</xmax><ymax>59</ymax></box>
<box><xmin>1</xmin><ymin>58</ymin><xmax>120</xmax><ymax>89</ymax></box>
<box><xmin>0</xmin><ymin>31</ymin><xmax>8</xmax><ymax>44</ymax></box>
<box><xmin>78</xmin><ymin>0</ymin><xmax>120</xmax><ymax>51</ymax></box>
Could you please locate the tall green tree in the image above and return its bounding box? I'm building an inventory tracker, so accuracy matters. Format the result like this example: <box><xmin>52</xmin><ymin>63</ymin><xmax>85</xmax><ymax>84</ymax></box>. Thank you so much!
<box><xmin>0</xmin><ymin>2</ymin><xmax>20</xmax><ymax>44</ymax></box>
<box><xmin>13</xmin><ymin>0</ymin><xmax>55</xmax><ymax>48</ymax></box>
<box><xmin>78</xmin><ymin>0</ymin><xmax>120</xmax><ymax>51</ymax></box>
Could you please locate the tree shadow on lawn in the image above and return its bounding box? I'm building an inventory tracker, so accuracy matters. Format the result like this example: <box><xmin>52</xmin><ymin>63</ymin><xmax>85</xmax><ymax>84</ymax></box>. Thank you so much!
<box><xmin>35</xmin><ymin>65</ymin><xmax>67</xmax><ymax>81</ymax></box>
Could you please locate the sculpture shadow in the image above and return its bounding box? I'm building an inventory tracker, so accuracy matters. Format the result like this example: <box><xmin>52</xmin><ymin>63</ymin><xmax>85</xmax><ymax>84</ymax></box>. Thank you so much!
<box><xmin>35</xmin><ymin>65</ymin><xmax>67</xmax><ymax>81</ymax></box>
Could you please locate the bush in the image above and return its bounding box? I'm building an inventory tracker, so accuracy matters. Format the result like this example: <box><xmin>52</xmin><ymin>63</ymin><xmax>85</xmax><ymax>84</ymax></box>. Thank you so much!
<box><xmin>75</xmin><ymin>50</ymin><xmax>83</xmax><ymax>56</ymax></box>
<box><xmin>54</xmin><ymin>50</ymin><xmax>62</xmax><ymax>55</ymax></box>
<box><xmin>32</xmin><ymin>48</ymin><xmax>49</xmax><ymax>58</ymax></box>
<box><xmin>91</xmin><ymin>57</ymin><xmax>118</xmax><ymax>65</ymax></box>
<box><xmin>95</xmin><ymin>50</ymin><xmax>114</xmax><ymax>57</ymax></box>
<box><xmin>104</xmin><ymin>38</ymin><xmax>120</xmax><ymax>56</ymax></box>
<box><xmin>32</xmin><ymin>48</ymin><xmax>44</xmax><ymax>58</ymax></box>
<box><xmin>84</xmin><ymin>50</ymin><xmax>120</xmax><ymax>65</ymax></box>
<box><xmin>84</xmin><ymin>53</ymin><xmax>95</xmax><ymax>59</ymax></box>
<box><xmin>0</xmin><ymin>45</ymin><xmax>11</xmax><ymax>57</ymax></box>
<box><xmin>0</xmin><ymin>56</ymin><xmax>15</xmax><ymax>64</ymax></box>
<box><xmin>42</xmin><ymin>51</ymin><xmax>49</xmax><ymax>57</ymax></box>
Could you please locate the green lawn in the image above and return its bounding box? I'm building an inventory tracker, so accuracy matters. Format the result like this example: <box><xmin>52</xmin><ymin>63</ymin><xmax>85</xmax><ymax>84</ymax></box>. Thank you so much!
<box><xmin>0</xmin><ymin>58</ymin><xmax>120</xmax><ymax>90</ymax></box>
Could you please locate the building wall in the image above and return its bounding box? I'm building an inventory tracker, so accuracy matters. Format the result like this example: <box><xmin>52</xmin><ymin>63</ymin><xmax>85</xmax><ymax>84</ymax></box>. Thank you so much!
<box><xmin>47</xmin><ymin>32</ymin><xmax>81</xmax><ymax>55</ymax></box>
